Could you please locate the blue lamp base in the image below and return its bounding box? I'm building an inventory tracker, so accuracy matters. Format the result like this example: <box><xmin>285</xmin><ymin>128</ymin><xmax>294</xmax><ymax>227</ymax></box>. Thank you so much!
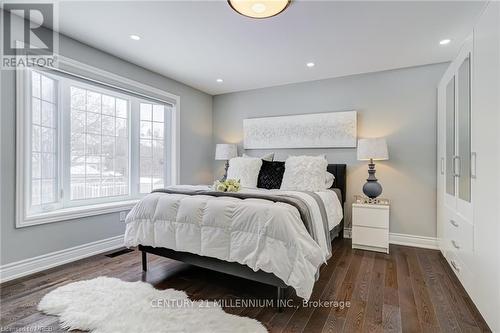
<box><xmin>363</xmin><ymin>161</ymin><xmax>383</xmax><ymax>199</ymax></box>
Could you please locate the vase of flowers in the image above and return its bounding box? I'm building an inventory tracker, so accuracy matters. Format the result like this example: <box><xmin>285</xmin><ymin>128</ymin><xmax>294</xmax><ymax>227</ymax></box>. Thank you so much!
<box><xmin>213</xmin><ymin>179</ymin><xmax>241</xmax><ymax>192</ymax></box>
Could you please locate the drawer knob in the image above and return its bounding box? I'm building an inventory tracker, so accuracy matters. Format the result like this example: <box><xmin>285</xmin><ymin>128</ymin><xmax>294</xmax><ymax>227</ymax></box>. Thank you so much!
<box><xmin>450</xmin><ymin>260</ymin><xmax>460</xmax><ymax>272</ymax></box>
<box><xmin>450</xmin><ymin>220</ymin><xmax>459</xmax><ymax>227</ymax></box>
<box><xmin>451</xmin><ymin>240</ymin><xmax>461</xmax><ymax>249</ymax></box>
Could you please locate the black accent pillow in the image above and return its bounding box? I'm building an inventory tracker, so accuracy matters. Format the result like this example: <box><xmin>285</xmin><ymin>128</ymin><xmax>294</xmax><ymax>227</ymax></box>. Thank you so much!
<box><xmin>257</xmin><ymin>160</ymin><xmax>285</xmax><ymax>189</ymax></box>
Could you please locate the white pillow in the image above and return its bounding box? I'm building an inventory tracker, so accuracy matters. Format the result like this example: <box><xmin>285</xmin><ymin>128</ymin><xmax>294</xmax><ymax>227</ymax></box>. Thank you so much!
<box><xmin>280</xmin><ymin>155</ymin><xmax>328</xmax><ymax>192</ymax></box>
<box><xmin>325</xmin><ymin>172</ymin><xmax>335</xmax><ymax>188</ymax></box>
<box><xmin>242</xmin><ymin>152</ymin><xmax>274</xmax><ymax>161</ymax></box>
<box><xmin>227</xmin><ymin>157</ymin><xmax>263</xmax><ymax>188</ymax></box>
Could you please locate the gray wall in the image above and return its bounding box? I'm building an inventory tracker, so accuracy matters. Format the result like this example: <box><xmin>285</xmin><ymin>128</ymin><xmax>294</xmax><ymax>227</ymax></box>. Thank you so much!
<box><xmin>1</xmin><ymin>31</ymin><xmax>213</xmax><ymax>264</ymax></box>
<box><xmin>0</xmin><ymin>16</ymin><xmax>445</xmax><ymax>266</ymax></box>
<box><xmin>213</xmin><ymin>63</ymin><xmax>447</xmax><ymax>238</ymax></box>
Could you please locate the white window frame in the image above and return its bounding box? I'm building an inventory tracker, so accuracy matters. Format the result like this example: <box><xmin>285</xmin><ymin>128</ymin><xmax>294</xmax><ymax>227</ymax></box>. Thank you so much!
<box><xmin>27</xmin><ymin>70</ymin><xmax>61</xmax><ymax>214</ymax></box>
<box><xmin>16</xmin><ymin>56</ymin><xmax>180</xmax><ymax>227</ymax></box>
<box><xmin>137</xmin><ymin>99</ymin><xmax>171</xmax><ymax>194</ymax></box>
<box><xmin>62</xmin><ymin>78</ymin><xmax>133</xmax><ymax>206</ymax></box>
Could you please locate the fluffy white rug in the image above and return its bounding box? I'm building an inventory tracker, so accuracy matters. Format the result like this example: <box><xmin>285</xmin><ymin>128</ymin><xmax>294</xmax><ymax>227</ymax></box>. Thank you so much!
<box><xmin>38</xmin><ymin>276</ymin><xmax>267</xmax><ymax>333</ymax></box>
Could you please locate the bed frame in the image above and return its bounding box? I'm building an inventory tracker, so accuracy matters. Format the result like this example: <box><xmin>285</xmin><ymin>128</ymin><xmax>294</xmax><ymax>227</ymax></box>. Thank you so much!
<box><xmin>139</xmin><ymin>164</ymin><xmax>346</xmax><ymax>310</ymax></box>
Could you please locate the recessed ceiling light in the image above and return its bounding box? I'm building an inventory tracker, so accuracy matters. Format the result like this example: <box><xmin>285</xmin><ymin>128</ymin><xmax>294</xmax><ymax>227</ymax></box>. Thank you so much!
<box><xmin>129</xmin><ymin>34</ymin><xmax>141</xmax><ymax>41</ymax></box>
<box><xmin>216</xmin><ymin>78</ymin><xmax>223</xmax><ymax>83</ymax></box>
<box><xmin>439</xmin><ymin>39</ymin><xmax>451</xmax><ymax>45</ymax></box>
<box><xmin>228</xmin><ymin>0</ymin><xmax>290</xmax><ymax>19</ymax></box>
<box><xmin>306</xmin><ymin>62</ymin><xmax>315</xmax><ymax>68</ymax></box>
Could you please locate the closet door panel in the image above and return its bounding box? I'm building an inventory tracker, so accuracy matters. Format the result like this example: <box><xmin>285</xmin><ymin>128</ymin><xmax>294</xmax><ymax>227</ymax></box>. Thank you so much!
<box><xmin>436</xmin><ymin>83</ymin><xmax>446</xmax><ymax>251</ymax></box>
<box><xmin>457</xmin><ymin>55</ymin><xmax>471</xmax><ymax>203</ymax></box>
<box><xmin>471</xmin><ymin>2</ymin><xmax>500</xmax><ymax>331</ymax></box>
<box><xmin>445</xmin><ymin>77</ymin><xmax>456</xmax><ymax>209</ymax></box>
<box><xmin>454</xmin><ymin>39</ymin><xmax>473</xmax><ymax>225</ymax></box>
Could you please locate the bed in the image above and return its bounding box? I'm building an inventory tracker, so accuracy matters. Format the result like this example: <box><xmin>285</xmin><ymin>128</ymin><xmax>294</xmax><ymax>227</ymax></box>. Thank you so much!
<box><xmin>124</xmin><ymin>164</ymin><xmax>346</xmax><ymax>308</ymax></box>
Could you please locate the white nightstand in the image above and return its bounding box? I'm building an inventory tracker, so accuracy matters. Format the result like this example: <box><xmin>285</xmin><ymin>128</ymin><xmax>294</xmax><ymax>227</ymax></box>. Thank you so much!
<box><xmin>352</xmin><ymin>202</ymin><xmax>390</xmax><ymax>254</ymax></box>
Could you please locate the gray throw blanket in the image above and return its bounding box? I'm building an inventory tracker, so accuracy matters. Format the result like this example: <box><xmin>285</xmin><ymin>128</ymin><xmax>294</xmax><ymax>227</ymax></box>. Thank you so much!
<box><xmin>152</xmin><ymin>188</ymin><xmax>332</xmax><ymax>260</ymax></box>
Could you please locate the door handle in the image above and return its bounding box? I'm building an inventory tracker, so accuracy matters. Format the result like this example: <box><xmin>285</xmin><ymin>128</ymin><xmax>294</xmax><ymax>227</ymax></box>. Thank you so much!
<box><xmin>451</xmin><ymin>240</ymin><xmax>460</xmax><ymax>249</ymax></box>
<box><xmin>471</xmin><ymin>152</ymin><xmax>477</xmax><ymax>179</ymax></box>
<box><xmin>440</xmin><ymin>157</ymin><xmax>445</xmax><ymax>175</ymax></box>
<box><xmin>453</xmin><ymin>156</ymin><xmax>461</xmax><ymax>177</ymax></box>
<box><xmin>450</xmin><ymin>219</ymin><xmax>459</xmax><ymax>227</ymax></box>
<box><xmin>450</xmin><ymin>260</ymin><xmax>460</xmax><ymax>272</ymax></box>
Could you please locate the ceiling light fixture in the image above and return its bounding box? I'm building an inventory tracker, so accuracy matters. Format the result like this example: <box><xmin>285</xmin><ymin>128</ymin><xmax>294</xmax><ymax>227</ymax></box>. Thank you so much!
<box><xmin>306</xmin><ymin>62</ymin><xmax>315</xmax><ymax>68</ymax></box>
<box><xmin>251</xmin><ymin>3</ymin><xmax>266</xmax><ymax>13</ymax></box>
<box><xmin>439</xmin><ymin>39</ymin><xmax>451</xmax><ymax>45</ymax></box>
<box><xmin>228</xmin><ymin>0</ymin><xmax>291</xmax><ymax>19</ymax></box>
<box><xmin>216</xmin><ymin>78</ymin><xmax>224</xmax><ymax>83</ymax></box>
<box><xmin>129</xmin><ymin>34</ymin><xmax>141</xmax><ymax>41</ymax></box>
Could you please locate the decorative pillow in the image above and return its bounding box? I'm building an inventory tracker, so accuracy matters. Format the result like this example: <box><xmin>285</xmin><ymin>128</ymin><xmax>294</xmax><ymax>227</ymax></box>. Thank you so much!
<box><xmin>280</xmin><ymin>155</ymin><xmax>328</xmax><ymax>192</ymax></box>
<box><xmin>257</xmin><ymin>160</ymin><xmax>286</xmax><ymax>189</ymax></box>
<box><xmin>242</xmin><ymin>152</ymin><xmax>274</xmax><ymax>161</ymax></box>
<box><xmin>227</xmin><ymin>157</ymin><xmax>263</xmax><ymax>188</ymax></box>
<box><xmin>325</xmin><ymin>172</ymin><xmax>335</xmax><ymax>188</ymax></box>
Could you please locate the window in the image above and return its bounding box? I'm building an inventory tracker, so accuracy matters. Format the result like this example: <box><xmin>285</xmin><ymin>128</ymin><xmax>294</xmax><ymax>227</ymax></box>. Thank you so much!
<box><xmin>16</xmin><ymin>64</ymin><xmax>178</xmax><ymax>227</ymax></box>
<box><xmin>70</xmin><ymin>87</ymin><xmax>130</xmax><ymax>200</ymax></box>
<box><xmin>139</xmin><ymin>102</ymin><xmax>165</xmax><ymax>193</ymax></box>
<box><xmin>30</xmin><ymin>72</ymin><xmax>58</xmax><ymax>210</ymax></box>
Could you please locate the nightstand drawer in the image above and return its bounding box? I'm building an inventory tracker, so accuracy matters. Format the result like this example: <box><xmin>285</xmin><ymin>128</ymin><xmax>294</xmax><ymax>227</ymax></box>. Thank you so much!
<box><xmin>352</xmin><ymin>205</ymin><xmax>389</xmax><ymax>229</ymax></box>
<box><xmin>352</xmin><ymin>226</ymin><xmax>389</xmax><ymax>249</ymax></box>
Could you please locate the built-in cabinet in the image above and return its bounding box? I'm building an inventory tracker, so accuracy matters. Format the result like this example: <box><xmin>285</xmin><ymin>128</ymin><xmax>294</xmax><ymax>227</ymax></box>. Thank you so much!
<box><xmin>438</xmin><ymin>37</ymin><xmax>475</xmax><ymax>291</ymax></box>
<box><xmin>437</xmin><ymin>2</ymin><xmax>500</xmax><ymax>331</ymax></box>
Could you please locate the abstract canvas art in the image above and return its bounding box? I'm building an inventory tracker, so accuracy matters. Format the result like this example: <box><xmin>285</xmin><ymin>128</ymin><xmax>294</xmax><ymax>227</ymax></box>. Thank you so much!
<box><xmin>243</xmin><ymin>111</ymin><xmax>357</xmax><ymax>149</ymax></box>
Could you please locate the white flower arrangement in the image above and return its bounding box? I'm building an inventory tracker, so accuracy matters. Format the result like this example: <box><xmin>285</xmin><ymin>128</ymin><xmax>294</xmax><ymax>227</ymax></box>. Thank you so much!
<box><xmin>213</xmin><ymin>178</ymin><xmax>241</xmax><ymax>192</ymax></box>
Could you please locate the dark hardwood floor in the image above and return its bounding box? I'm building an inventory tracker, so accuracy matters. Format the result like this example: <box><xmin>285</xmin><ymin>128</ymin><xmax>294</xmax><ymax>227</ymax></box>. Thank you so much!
<box><xmin>0</xmin><ymin>239</ymin><xmax>490</xmax><ymax>332</ymax></box>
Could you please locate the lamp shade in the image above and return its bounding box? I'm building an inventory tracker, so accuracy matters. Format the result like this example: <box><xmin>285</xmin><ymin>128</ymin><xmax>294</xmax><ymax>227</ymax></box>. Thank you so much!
<box><xmin>215</xmin><ymin>144</ymin><xmax>237</xmax><ymax>160</ymax></box>
<box><xmin>357</xmin><ymin>138</ymin><xmax>389</xmax><ymax>161</ymax></box>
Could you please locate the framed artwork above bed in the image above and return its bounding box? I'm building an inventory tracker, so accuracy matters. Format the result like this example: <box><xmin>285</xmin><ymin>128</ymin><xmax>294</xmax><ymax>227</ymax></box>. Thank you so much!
<box><xmin>243</xmin><ymin>110</ymin><xmax>357</xmax><ymax>149</ymax></box>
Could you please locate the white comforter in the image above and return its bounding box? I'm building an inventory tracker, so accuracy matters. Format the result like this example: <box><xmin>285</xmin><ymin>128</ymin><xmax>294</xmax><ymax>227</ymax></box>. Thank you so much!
<box><xmin>124</xmin><ymin>185</ymin><xmax>343</xmax><ymax>299</ymax></box>
<box><xmin>244</xmin><ymin>187</ymin><xmax>343</xmax><ymax>232</ymax></box>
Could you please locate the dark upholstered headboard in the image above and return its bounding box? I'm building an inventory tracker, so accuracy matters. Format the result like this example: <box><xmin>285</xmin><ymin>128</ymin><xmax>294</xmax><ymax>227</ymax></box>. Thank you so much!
<box><xmin>327</xmin><ymin>164</ymin><xmax>347</xmax><ymax>205</ymax></box>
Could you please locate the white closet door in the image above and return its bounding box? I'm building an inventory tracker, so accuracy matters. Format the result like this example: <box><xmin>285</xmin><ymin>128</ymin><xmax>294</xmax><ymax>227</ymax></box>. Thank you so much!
<box><xmin>470</xmin><ymin>2</ymin><xmax>500</xmax><ymax>331</ymax></box>
<box><xmin>455</xmin><ymin>48</ymin><xmax>473</xmax><ymax>226</ymax></box>
<box><xmin>442</xmin><ymin>40</ymin><xmax>473</xmax><ymax>229</ymax></box>
<box><xmin>436</xmin><ymin>82</ymin><xmax>446</xmax><ymax>251</ymax></box>
<box><xmin>444</xmin><ymin>76</ymin><xmax>456</xmax><ymax>210</ymax></box>
<box><xmin>438</xmin><ymin>38</ymin><xmax>474</xmax><ymax>268</ymax></box>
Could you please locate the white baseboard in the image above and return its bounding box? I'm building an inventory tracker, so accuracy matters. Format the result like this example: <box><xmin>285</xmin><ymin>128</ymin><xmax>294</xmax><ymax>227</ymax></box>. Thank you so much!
<box><xmin>343</xmin><ymin>228</ymin><xmax>439</xmax><ymax>250</ymax></box>
<box><xmin>388</xmin><ymin>232</ymin><xmax>439</xmax><ymax>250</ymax></box>
<box><xmin>0</xmin><ymin>229</ymin><xmax>439</xmax><ymax>283</ymax></box>
<box><xmin>0</xmin><ymin>235</ymin><xmax>124</xmax><ymax>283</ymax></box>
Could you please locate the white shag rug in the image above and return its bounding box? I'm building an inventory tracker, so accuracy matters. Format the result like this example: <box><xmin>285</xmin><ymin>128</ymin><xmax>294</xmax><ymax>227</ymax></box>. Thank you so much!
<box><xmin>38</xmin><ymin>276</ymin><xmax>267</xmax><ymax>333</ymax></box>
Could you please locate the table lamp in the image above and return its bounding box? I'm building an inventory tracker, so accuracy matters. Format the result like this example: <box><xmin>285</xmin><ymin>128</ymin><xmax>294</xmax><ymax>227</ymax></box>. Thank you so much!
<box><xmin>357</xmin><ymin>138</ymin><xmax>389</xmax><ymax>198</ymax></box>
<box><xmin>215</xmin><ymin>144</ymin><xmax>237</xmax><ymax>180</ymax></box>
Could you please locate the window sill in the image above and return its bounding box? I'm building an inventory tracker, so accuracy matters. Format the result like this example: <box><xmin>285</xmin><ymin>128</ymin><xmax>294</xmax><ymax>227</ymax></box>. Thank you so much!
<box><xmin>17</xmin><ymin>199</ymin><xmax>140</xmax><ymax>228</ymax></box>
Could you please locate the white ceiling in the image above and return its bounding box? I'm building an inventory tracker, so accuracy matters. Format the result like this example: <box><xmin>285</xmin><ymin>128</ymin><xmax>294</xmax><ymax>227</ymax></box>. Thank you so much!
<box><xmin>56</xmin><ymin>1</ymin><xmax>485</xmax><ymax>95</ymax></box>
